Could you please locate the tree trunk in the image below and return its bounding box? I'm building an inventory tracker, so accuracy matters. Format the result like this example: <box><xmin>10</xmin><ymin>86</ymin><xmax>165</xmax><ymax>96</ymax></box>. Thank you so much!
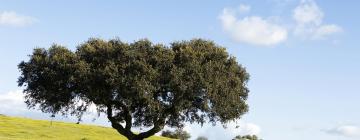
<box><xmin>110</xmin><ymin>118</ymin><xmax>164</xmax><ymax>140</ymax></box>
<box><xmin>120</xmin><ymin>122</ymin><xmax>164</xmax><ymax>140</ymax></box>
<box><xmin>106</xmin><ymin>104</ymin><xmax>165</xmax><ymax>140</ymax></box>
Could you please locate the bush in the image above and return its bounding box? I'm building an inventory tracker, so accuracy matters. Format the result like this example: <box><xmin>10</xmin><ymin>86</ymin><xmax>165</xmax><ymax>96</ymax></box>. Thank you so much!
<box><xmin>196</xmin><ymin>136</ymin><xmax>208</xmax><ymax>140</ymax></box>
<box><xmin>161</xmin><ymin>129</ymin><xmax>191</xmax><ymax>140</ymax></box>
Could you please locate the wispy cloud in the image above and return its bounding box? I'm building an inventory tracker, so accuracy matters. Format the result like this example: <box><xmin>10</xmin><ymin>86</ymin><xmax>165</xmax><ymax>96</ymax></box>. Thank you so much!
<box><xmin>293</xmin><ymin>0</ymin><xmax>342</xmax><ymax>40</ymax></box>
<box><xmin>0</xmin><ymin>11</ymin><xmax>37</xmax><ymax>27</ymax></box>
<box><xmin>219</xmin><ymin>5</ymin><xmax>288</xmax><ymax>46</ymax></box>
<box><xmin>325</xmin><ymin>125</ymin><xmax>360</xmax><ymax>138</ymax></box>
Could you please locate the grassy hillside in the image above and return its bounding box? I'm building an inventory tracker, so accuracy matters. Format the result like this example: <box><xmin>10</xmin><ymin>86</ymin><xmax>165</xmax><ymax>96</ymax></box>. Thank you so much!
<box><xmin>0</xmin><ymin>115</ymin><xmax>172</xmax><ymax>140</ymax></box>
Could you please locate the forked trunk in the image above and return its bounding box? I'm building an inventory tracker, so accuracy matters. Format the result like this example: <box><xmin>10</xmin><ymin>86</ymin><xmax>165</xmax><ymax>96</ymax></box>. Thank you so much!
<box><xmin>106</xmin><ymin>104</ymin><xmax>166</xmax><ymax>140</ymax></box>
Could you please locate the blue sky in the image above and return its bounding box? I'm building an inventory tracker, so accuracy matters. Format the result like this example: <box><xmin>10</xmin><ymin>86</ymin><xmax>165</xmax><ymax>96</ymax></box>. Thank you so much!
<box><xmin>0</xmin><ymin>0</ymin><xmax>360</xmax><ymax>139</ymax></box>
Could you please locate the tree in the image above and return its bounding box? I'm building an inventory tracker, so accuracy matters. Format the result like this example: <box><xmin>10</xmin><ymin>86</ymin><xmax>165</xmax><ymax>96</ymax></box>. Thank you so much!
<box><xmin>161</xmin><ymin>129</ymin><xmax>191</xmax><ymax>140</ymax></box>
<box><xmin>233</xmin><ymin>135</ymin><xmax>262</xmax><ymax>140</ymax></box>
<box><xmin>18</xmin><ymin>38</ymin><xmax>250</xmax><ymax>140</ymax></box>
<box><xmin>196</xmin><ymin>136</ymin><xmax>208</xmax><ymax>140</ymax></box>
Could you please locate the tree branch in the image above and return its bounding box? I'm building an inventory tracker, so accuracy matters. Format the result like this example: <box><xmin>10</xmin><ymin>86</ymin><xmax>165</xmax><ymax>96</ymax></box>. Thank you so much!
<box><xmin>107</xmin><ymin>104</ymin><xmax>135</xmax><ymax>139</ymax></box>
<box><xmin>110</xmin><ymin>100</ymin><xmax>132</xmax><ymax>131</ymax></box>
<box><xmin>136</xmin><ymin>116</ymin><xmax>166</xmax><ymax>139</ymax></box>
<box><xmin>108</xmin><ymin>99</ymin><xmax>175</xmax><ymax>139</ymax></box>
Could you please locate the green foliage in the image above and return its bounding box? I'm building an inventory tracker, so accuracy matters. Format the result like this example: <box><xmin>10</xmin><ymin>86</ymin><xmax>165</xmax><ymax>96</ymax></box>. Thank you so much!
<box><xmin>18</xmin><ymin>38</ymin><xmax>250</xmax><ymax>140</ymax></box>
<box><xmin>0</xmin><ymin>115</ymin><xmax>172</xmax><ymax>140</ymax></box>
<box><xmin>195</xmin><ymin>136</ymin><xmax>208</xmax><ymax>140</ymax></box>
<box><xmin>161</xmin><ymin>129</ymin><xmax>191</xmax><ymax>140</ymax></box>
<box><xmin>233</xmin><ymin>135</ymin><xmax>262</xmax><ymax>140</ymax></box>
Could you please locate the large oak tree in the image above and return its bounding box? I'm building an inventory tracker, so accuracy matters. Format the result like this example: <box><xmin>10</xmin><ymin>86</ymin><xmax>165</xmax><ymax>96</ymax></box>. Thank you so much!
<box><xmin>18</xmin><ymin>38</ymin><xmax>249</xmax><ymax>140</ymax></box>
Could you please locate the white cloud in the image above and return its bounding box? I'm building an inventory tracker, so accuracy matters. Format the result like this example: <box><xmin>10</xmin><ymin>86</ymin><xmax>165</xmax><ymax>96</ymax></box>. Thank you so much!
<box><xmin>0</xmin><ymin>90</ymin><xmax>98</xmax><ymax>115</ymax></box>
<box><xmin>0</xmin><ymin>11</ymin><xmax>37</xmax><ymax>27</ymax></box>
<box><xmin>293</xmin><ymin>0</ymin><xmax>323</xmax><ymax>26</ymax></box>
<box><xmin>219</xmin><ymin>1</ymin><xmax>343</xmax><ymax>46</ymax></box>
<box><xmin>227</xmin><ymin>121</ymin><xmax>261</xmax><ymax>136</ymax></box>
<box><xmin>0</xmin><ymin>90</ymin><xmax>28</xmax><ymax>114</ymax></box>
<box><xmin>313</xmin><ymin>24</ymin><xmax>343</xmax><ymax>39</ymax></box>
<box><xmin>219</xmin><ymin>7</ymin><xmax>288</xmax><ymax>46</ymax></box>
<box><xmin>326</xmin><ymin>125</ymin><xmax>360</xmax><ymax>138</ymax></box>
<box><xmin>238</xmin><ymin>4</ymin><xmax>251</xmax><ymax>13</ymax></box>
<box><xmin>0</xmin><ymin>90</ymin><xmax>109</xmax><ymax>126</ymax></box>
<box><xmin>293</xmin><ymin>0</ymin><xmax>342</xmax><ymax>39</ymax></box>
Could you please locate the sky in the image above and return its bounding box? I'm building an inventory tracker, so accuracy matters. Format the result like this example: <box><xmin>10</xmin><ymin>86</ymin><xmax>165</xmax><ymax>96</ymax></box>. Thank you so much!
<box><xmin>0</xmin><ymin>0</ymin><xmax>359</xmax><ymax>139</ymax></box>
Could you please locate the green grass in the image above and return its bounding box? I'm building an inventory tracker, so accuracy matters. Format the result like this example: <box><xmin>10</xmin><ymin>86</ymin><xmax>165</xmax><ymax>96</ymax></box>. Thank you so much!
<box><xmin>0</xmin><ymin>114</ymin><xmax>172</xmax><ymax>140</ymax></box>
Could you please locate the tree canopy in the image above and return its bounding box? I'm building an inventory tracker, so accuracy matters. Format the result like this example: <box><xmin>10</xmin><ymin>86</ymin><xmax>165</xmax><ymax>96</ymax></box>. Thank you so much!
<box><xmin>18</xmin><ymin>38</ymin><xmax>250</xmax><ymax>140</ymax></box>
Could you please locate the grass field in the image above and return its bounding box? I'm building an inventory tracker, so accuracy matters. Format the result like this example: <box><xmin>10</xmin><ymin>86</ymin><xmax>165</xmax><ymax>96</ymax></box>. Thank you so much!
<box><xmin>0</xmin><ymin>114</ymin><xmax>173</xmax><ymax>140</ymax></box>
